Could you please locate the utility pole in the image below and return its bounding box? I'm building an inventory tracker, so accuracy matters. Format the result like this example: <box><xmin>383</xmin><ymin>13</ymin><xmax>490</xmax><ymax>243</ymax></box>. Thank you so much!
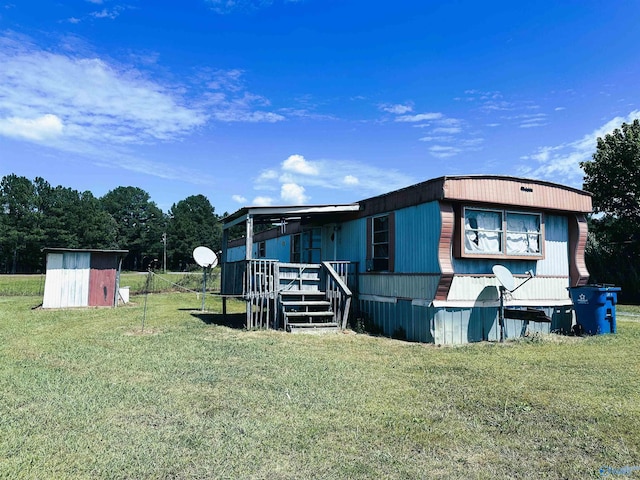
<box><xmin>162</xmin><ymin>232</ymin><xmax>167</xmax><ymax>273</ymax></box>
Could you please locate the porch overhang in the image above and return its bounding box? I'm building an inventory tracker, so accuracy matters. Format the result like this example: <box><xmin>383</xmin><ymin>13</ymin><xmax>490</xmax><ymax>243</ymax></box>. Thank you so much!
<box><xmin>220</xmin><ymin>203</ymin><xmax>361</xmax><ymax>267</ymax></box>
<box><xmin>221</xmin><ymin>204</ymin><xmax>361</xmax><ymax>230</ymax></box>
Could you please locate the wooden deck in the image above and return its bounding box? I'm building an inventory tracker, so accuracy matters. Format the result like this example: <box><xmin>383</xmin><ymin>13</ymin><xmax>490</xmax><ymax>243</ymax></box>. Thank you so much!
<box><xmin>221</xmin><ymin>260</ymin><xmax>357</xmax><ymax>330</ymax></box>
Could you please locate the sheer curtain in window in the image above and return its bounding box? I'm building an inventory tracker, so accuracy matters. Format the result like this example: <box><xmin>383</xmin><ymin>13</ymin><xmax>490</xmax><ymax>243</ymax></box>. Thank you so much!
<box><xmin>506</xmin><ymin>213</ymin><xmax>540</xmax><ymax>254</ymax></box>
<box><xmin>465</xmin><ymin>210</ymin><xmax>501</xmax><ymax>253</ymax></box>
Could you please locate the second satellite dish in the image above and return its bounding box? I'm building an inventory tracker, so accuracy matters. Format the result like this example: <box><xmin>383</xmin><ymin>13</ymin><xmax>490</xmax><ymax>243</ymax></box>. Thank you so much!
<box><xmin>492</xmin><ymin>264</ymin><xmax>515</xmax><ymax>292</ymax></box>
<box><xmin>193</xmin><ymin>246</ymin><xmax>218</xmax><ymax>268</ymax></box>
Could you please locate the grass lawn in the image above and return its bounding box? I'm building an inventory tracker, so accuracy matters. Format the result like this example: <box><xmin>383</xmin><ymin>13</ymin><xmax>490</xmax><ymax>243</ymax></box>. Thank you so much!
<box><xmin>1</xmin><ymin>293</ymin><xmax>639</xmax><ymax>479</ymax></box>
<box><xmin>0</xmin><ymin>270</ymin><xmax>220</xmax><ymax>297</ymax></box>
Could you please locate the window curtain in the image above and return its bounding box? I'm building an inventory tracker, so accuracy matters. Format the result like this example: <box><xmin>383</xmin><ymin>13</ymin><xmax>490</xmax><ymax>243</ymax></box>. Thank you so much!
<box><xmin>464</xmin><ymin>210</ymin><xmax>501</xmax><ymax>253</ymax></box>
<box><xmin>506</xmin><ymin>213</ymin><xmax>540</xmax><ymax>254</ymax></box>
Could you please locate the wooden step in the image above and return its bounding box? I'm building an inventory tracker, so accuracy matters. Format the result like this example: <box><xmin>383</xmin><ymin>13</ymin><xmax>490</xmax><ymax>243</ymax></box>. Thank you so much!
<box><xmin>281</xmin><ymin>300</ymin><xmax>331</xmax><ymax>307</ymax></box>
<box><xmin>284</xmin><ymin>311</ymin><xmax>334</xmax><ymax>318</ymax></box>
<box><xmin>288</xmin><ymin>322</ymin><xmax>340</xmax><ymax>333</ymax></box>
<box><xmin>280</xmin><ymin>290</ymin><xmax>325</xmax><ymax>296</ymax></box>
<box><xmin>288</xmin><ymin>322</ymin><xmax>339</xmax><ymax>328</ymax></box>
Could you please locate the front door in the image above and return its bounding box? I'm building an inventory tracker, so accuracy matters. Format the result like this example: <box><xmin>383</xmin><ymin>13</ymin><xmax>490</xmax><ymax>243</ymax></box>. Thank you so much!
<box><xmin>291</xmin><ymin>228</ymin><xmax>321</xmax><ymax>263</ymax></box>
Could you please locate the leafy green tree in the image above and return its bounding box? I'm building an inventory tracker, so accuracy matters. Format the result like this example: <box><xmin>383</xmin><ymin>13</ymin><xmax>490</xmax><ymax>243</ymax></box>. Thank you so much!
<box><xmin>35</xmin><ymin>178</ymin><xmax>118</xmax><ymax>249</ymax></box>
<box><xmin>167</xmin><ymin>194</ymin><xmax>221</xmax><ymax>270</ymax></box>
<box><xmin>0</xmin><ymin>175</ymin><xmax>42</xmax><ymax>273</ymax></box>
<box><xmin>581</xmin><ymin>119</ymin><xmax>640</xmax><ymax>301</ymax></box>
<box><xmin>100</xmin><ymin>186</ymin><xmax>165</xmax><ymax>270</ymax></box>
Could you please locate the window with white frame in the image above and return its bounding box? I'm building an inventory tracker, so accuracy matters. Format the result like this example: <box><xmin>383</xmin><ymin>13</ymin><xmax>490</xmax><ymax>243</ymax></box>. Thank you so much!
<box><xmin>462</xmin><ymin>207</ymin><xmax>543</xmax><ymax>258</ymax></box>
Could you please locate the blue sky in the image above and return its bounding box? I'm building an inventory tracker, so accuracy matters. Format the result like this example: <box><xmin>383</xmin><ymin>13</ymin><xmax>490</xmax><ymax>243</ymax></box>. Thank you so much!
<box><xmin>1</xmin><ymin>1</ymin><xmax>639</xmax><ymax>215</ymax></box>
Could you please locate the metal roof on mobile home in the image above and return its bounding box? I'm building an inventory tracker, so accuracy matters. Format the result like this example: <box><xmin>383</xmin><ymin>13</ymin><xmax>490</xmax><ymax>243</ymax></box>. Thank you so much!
<box><xmin>358</xmin><ymin>175</ymin><xmax>592</xmax><ymax>216</ymax></box>
<box><xmin>222</xmin><ymin>176</ymin><xmax>592</xmax><ymax>227</ymax></box>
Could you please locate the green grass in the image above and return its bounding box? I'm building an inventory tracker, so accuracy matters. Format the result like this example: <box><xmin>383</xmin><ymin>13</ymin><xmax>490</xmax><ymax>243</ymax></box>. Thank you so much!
<box><xmin>0</xmin><ymin>274</ymin><xmax>47</xmax><ymax>296</ymax></box>
<box><xmin>1</xmin><ymin>295</ymin><xmax>639</xmax><ymax>479</ymax></box>
<box><xmin>0</xmin><ymin>270</ymin><xmax>220</xmax><ymax>296</ymax></box>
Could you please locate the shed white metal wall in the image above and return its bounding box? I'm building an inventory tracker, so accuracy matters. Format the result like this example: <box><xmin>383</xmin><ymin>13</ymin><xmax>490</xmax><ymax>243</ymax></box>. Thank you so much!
<box><xmin>42</xmin><ymin>252</ymin><xmax>91</xmax><ymax>308</ymax></box>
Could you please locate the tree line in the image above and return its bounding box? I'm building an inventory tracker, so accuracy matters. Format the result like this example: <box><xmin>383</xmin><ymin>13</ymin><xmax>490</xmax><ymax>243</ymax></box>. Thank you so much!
<box><xmin>0</xmin><ymin>175</ymin><xmax>223</xmax><ymax>273</ymax></box>
<box><xmin>582</xmin><ymin>119</ymin><xmax>640</xmax><ymax>303</ymax></box>
<box><xmin>1</xmin><ymin>120</ymin><xmax>639</xmax><ymax>301</ymax></box>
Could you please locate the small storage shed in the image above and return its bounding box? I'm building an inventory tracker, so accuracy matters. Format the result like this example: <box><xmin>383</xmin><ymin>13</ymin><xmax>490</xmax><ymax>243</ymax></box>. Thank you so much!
<box><xmin>42</xmin><ymin>248</ymin><xmax>128</xmax><ymax>308</ymax></box>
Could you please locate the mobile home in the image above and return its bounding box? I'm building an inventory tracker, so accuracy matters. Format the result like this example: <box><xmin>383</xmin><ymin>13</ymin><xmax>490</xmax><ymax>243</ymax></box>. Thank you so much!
<box><xmin>220</xmin><ymin>175</ymin><xmax>591</xmax><ymax>344</ymax></box>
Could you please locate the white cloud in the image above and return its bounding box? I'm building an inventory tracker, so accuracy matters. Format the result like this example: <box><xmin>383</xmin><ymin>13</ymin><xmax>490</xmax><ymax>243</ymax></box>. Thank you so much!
<box><xmin>429</xmin><ymin>145</ymin><xmax>461</xmax><ymax>158</ymax></box>
<box><xmin>518</xmin><ymin>110</ymin><xmax>640</xmax><ymax>187</ymax></box>
<box><xmin>379</xmin><ymin>103</ymin><xmax>413</xmax><ymax>114</ymax></box>
<box><xmin>0</xmin><ymin>37</ymin><xmax>207</xmax><ymax>146</ymax></box>
<box><xmin>252</xmin><ymin>196</ymin><xmax>274</xmax><ymax>206</ymax></box>
<box><xmin>206</xmin><ymin>69</ymin><xmax>244</xmax><ymax>92</ymax></box>
<box><xmin>248</xmin><ymin>153</ymin><xmax>414</xmax><ymax>206</ymax></box>
<box><xmin>212</xmin><ymin>109</ymin><xmax>284</xmax><ymax>123</ymax></box>
<box><xmin>0</xmin><ymin>34</ymin><xmax>213</xmax><ymax>184</ymax></box>
<box><xmin>0</xmin><ymin>114</ymin><xmax>63</xmax><ymax>141</ymax></box>
<box><xmin>232</xmin><ymin>194</ymin><xmax>247</xmax><ymax>203</ymax></box>
<box><xmin>395</xmin><ymin>112</ymin><xmax>443</xmax><ymax>122</ymax></box>
<box><xmin>343</xmin><ymin>175</ymin><xmax>359</xmax><ymax>185</ymax></box>
<box><xmin>433</xmin><ymin>126</ymin><xmax>462</xmax><ymax>134</ymax></box>
<box><xmin>419</xmin><ymin>135</ymin><xmax>454</xmax><ymax>142</ymax></box>
<box><xmin>281</xmin><ymin>183</ymin><xmax>308</xmax><ymax>204</ymax></box>
<box><xmin>282</xmin><ymin>154</ymin><xmax>319</xmax><ymax>175</ymax></box>
<box><xmin>201</xmin><ymin>84</ymin><xmax>285</xmax><ymax>123</ymax></box>
<box><xmin>205</xmin><ymin>0</ymin><xmax>297</xmax><ymax>14</ymax></box>
<box><xmin>90</xmin><ymin>8</ymin><xmax>122</xmax><ymax>19</ymax></box>
<box><xmin>257</xmin><ymin>169</ymin><xmax>279</xmax><ymax>182</ymax></box>
<box><xmin>517</xmin><ymin>113</ymin><xmax>547</xmax><ymax>129</ymax></box>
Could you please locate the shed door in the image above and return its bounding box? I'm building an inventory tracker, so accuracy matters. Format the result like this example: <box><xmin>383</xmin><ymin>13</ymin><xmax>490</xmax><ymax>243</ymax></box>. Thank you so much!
<box><xmin>89</xmin><ymin>253</ymin><xmax>118</xmax><ymax>307</ymax></box>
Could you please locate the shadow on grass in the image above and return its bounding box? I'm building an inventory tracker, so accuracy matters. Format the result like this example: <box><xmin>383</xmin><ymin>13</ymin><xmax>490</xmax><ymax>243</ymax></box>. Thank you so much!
<box><xmin>190</xmin><ymin>311</ymin><xmax>246</xmax><ymax>329</ymax></box>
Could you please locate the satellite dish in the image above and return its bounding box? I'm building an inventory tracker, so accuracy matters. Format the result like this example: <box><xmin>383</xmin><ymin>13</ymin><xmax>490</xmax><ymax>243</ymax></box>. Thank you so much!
<box><xmin>193</xmin><ymin>246</ymin><xmax>218</xmax><ymax>268</ymax></box>
<box><xmin>492</xmin><ymin>264</ymin><xmax>515</xmax><ymax>292</ymax></box>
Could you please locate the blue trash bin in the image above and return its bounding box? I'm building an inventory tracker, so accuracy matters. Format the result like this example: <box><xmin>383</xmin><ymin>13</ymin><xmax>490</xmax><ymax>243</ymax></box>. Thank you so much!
<box><xmin>567</xmin><ymin>285</ymin><xmax>621</xmax><ymax>335</ymax></box>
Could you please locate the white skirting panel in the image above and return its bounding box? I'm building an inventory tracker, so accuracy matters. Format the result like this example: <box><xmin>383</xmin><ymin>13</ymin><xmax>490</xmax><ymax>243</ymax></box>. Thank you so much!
<box><xmin>446</xmin><ymin>276</ymin><xmax>571</xmax><ymax>302</ymax></box>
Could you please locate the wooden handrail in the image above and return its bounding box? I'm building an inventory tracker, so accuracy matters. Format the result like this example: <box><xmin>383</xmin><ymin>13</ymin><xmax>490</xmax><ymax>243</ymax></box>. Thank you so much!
<box><xmin>322</xmin><ymin>261</ymin><xmax>352</xmax><ymax>329</ymax></box>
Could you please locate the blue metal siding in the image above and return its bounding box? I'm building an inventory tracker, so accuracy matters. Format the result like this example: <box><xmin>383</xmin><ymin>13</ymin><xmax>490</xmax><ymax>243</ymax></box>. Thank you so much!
<box><xmin>359</xmin><ymin>274</ymin><xmax>439</xmax><ymax>299</ymax></box>
<box><xmin>536</xmin><ymin>215</ymin><xmax>569</xmax><ymax>276</ymax></box>
<box><xmin>394</xmin><ymin>202</ymin><xmax>442</xmax><ymax>273</ymax></box>
<box><xmin>332</xmin><ymin>201</ymin><xmax>441</xmax><ymax>274</ymax></box>
<box><xmin>226</xmin><ymin>245</ymin><xmax>245</xmax><ymax>262</ymax></box>
<box><xmin>335</xmin><ymin>219</ymin><xmax>367</xmax><ymax>271</ymax></box>
<box><xmin>357</xmin><ymin>299</ymin><xmax>423</xmax><ymax>340</ymax></box>
<box><xmin>266</xmin><ymin>235</ymin><xmax>291</xmax><ymax>262</ymax></box>
<box><xmin>358</xmin><ymin>299</ymin><xmax>572</xmax><ymax>345</ymax></box>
